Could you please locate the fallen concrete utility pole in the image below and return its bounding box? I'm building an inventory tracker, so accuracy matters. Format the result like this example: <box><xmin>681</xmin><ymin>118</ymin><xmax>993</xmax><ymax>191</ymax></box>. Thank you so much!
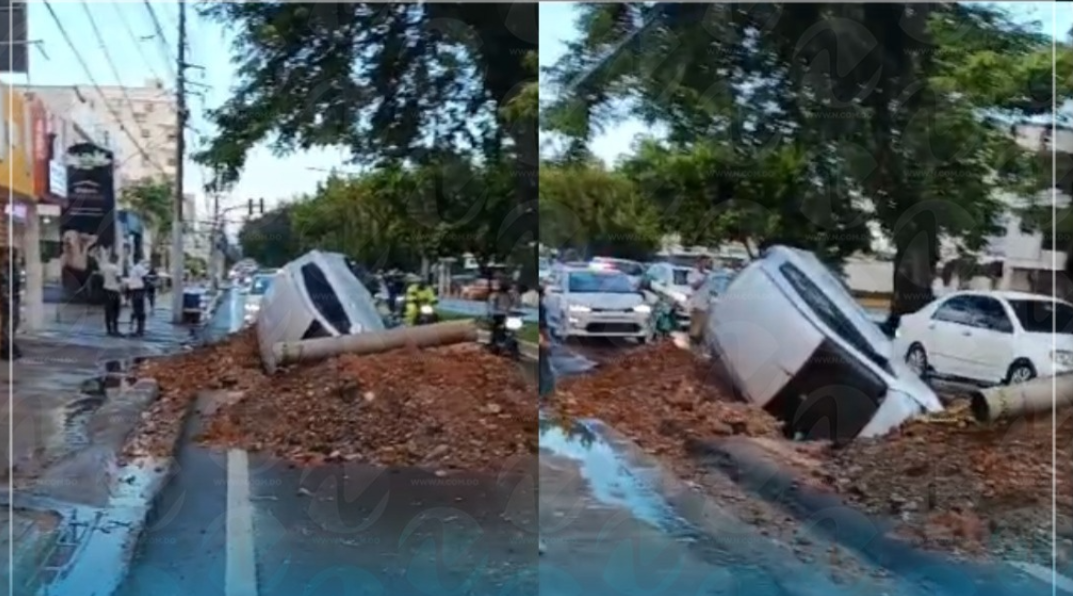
<box><xmin>970</xmin><ymin>373</ymin><xmax>1073</xmax><ymax>422</ymax></box>
<box><xmin>269</xmin><ymin>320</ymin><xmax>479</xmax><ymax>372</ymax></box>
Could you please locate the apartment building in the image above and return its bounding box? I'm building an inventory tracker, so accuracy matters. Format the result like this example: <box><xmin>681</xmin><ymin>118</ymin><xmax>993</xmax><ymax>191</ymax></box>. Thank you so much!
<box><xmin>20</xmin><ymin>79</ymin><xmax>179</xmax><ymax>192</ymax></box>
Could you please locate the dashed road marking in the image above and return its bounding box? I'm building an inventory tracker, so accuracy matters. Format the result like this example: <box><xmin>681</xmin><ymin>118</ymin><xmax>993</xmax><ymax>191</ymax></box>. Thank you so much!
<box><xmin>226</xmin><ymin>449</ymin><xmax>259</xmax><ymax>596</ymax></box>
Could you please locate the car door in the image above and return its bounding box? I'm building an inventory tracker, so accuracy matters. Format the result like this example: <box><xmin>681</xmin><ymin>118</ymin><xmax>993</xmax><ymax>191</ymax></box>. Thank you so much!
<box><xmin>962</xmin><ymin>295</ymin><xmax>1016</xmax><ymax>383</ymax></box>
<box><xmin>926</xmin><ymin>295</ymin><xmax>980</xmax><ymax>378</ymax></box>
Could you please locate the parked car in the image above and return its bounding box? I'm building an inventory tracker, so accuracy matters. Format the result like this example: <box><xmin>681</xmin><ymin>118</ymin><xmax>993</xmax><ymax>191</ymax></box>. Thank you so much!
<box><xmin>642</xmin><ymin>262</ymin><xmax>697</xmax><ymax>328</ymax></box>
<box><xmin>461</xmin><ymin>278</ymin><xmax>492</xmax><ymax>301</ymax></box>
<box><xmin>896</xmin><ymin>290</ymin><xmax>1073</xmax><ymax>385</ymax></box>
<box><xmin>707</xmin><ymin>245</ymin><xmax>942</xmax><ymax>442</ymax></box>
<box><xmin>543</xmin><ymin>265</ymin><xmax>653</xmax><ymax>342</ymax></box>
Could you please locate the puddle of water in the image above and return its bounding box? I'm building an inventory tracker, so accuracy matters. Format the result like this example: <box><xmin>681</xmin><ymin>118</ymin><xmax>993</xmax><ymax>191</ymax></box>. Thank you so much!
<box><xmin>539</xmin><ymin>416</ymin><xmax>686</xmax><ymax>533</ymax></box>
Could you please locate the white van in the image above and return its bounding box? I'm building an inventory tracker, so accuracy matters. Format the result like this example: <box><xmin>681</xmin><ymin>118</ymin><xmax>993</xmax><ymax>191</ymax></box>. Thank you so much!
<box><xmin>706</xmin><ymin>246</ymin><xmax>942</xmax><ymax>441</ymax></box>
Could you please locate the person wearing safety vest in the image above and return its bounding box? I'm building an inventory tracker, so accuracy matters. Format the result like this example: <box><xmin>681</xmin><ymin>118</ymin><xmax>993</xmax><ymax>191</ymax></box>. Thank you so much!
<box><xmin>404</xmin><ymin>279</ymin><xmax>438</xmax><ymax>325</ymax></box>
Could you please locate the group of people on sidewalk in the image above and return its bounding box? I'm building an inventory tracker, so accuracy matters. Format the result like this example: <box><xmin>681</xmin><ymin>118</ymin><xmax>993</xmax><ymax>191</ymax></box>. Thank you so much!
<box><xmin>99</xmin><ymin>255</ymin><xmax>160</xmax><ymax>337</ymax></box>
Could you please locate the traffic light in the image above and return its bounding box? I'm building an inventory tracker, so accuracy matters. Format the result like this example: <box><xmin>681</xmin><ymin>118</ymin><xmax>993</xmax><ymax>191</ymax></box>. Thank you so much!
<box><xmin>248</xmin><ymin>198</ymin><xmax>265</xmax><ymax>216</ymax></box>
<box><xmin>247</xmin><ymin>198</ymin><xmax>254</xmax><ymax>216</ymax></box>
<box><xmin>259</xmin><ymin>198</ymin><xmax>265</xmax><ymax>214</ymax></box>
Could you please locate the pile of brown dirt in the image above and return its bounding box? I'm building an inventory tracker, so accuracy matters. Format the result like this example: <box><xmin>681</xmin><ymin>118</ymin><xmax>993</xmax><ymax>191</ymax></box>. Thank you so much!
<box><xmin>125</xmin><ymin>331</ymin><xmax>536</xmax><ymax>471</ymax></box>
<box><xmin>199</xmin><ymin>343</ymin><xmax>537</xmax><ymax>470</ymax></box>
<box><xmin>814</xmin><ymin>399</ymin><xmax>1073</xmax><ymax>564</ymax></box>
<box><xmin>124</xmin><ymin>328</ymin><xmax>264</xmax><ymax>461</ymax></box>
<box><xmin>550</xmin><ymin>343</ymin><xmax>783</xmax><ymax>461</ymax></box>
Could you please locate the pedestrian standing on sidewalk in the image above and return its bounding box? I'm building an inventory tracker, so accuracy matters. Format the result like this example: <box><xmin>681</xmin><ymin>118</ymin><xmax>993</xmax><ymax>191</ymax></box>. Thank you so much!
<box><xmin>0</xmin><ymin>248</ymin><xmax>21</xmax><ymax>360</ymax></box>
<box><xmin>686</xmin><ymin>256</ymin><xmax>714</xmax><ymax>349</ymax></box>
<box><xmin>100</xmin><ymin>254</ymin><xmax>123</xmax><ymax>336</ymax></box>
<box><xmin>126</xmin><ymin>260</ymin><xmax>149</xmax><ymax>336</ymax></box>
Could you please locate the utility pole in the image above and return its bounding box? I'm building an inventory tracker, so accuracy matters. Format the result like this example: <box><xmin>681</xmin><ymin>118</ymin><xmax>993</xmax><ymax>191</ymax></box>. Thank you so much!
<box><xmin>211</xmin><ymin>191</ymin><xmax>221</xmax><ymax>294</ymax></box>
<box><xmin>170</xmin><ymin>0</ymin><xmax>188</xmax><ymax>323</ymax></box>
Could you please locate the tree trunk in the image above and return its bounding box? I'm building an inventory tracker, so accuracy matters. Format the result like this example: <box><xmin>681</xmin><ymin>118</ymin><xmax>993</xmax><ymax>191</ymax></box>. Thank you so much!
<box><xmin>888</xmin><ymin>221</ymin><xmax>938</xmax><ymax>334</ymax></box>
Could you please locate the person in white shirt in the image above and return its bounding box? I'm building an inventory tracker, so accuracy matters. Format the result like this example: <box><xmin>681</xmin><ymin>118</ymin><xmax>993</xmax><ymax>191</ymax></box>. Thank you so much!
<box><xmin>126</xmin><ymin>260</ymin><xmax>149</xmax><ymax>336</ymax></box>
<box><xmin>686</xmin><ymin>256</ymin><xmax>713</xmax><ymax>347</ymax></box>
<box><xmin>99</xmin><ymin>254</ymin><xmax>122</xmax><ymax>336</ymax></box>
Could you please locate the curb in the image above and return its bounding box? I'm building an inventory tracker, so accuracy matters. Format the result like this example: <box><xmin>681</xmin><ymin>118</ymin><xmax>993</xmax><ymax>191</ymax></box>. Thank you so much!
<box><xmin>43</xmin><ymin>377</ymin><xmax>200</xmax><ymax>596</ymax></box>
<box><xmin>686</xmin><ymin>436</ymin><xmax>1069</xmax><ymax>596</ymax></box>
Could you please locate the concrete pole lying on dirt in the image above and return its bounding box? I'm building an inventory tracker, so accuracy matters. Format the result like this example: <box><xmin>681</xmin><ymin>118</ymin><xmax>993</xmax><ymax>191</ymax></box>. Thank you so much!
<box><xmin>970</xmin><ymin>373</ymin><xmax>1073</xmax><ymax>422</ymax></box>
<box><xmin>270</xmin><ymin>320</ymin><xmax>479</xmax><ymax>371</ymax></box>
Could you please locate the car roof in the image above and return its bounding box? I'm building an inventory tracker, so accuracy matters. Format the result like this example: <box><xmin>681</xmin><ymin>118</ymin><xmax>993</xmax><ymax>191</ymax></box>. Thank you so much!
<box><xmin>593</xmin><ymin>256</ymin><xmax>640</xmax><ymax>264</ymax></box>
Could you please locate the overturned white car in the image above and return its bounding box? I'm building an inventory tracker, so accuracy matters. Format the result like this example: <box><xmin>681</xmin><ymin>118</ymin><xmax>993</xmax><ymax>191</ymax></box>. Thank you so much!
<box><xmin>256</xmin><ymin>250</ymin><xmax>385</xmax><ymax>370</ymax></box>
<box><xmin>706</xmin><ymin>246</ymin><xmax>942</xmax><ymax>442</ymax></box>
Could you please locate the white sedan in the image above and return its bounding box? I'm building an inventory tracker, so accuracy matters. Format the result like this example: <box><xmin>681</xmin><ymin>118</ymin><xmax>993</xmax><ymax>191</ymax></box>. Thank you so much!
<box><xmin>544</xmin><ymin>266</ymin><xmax>653</xmax><ymax>341</ymax></box>
<box><xmin>896</xmin><ymin>290</ymin><xmax>1073</xmax><ymax>385</ymax></box>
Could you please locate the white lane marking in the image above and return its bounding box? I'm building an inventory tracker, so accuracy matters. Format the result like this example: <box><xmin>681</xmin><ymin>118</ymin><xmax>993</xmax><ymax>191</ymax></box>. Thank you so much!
<box><xmin>226</xmin><ymin>449</ymin><xmax>259</xmax><ymax>596</ymax></box>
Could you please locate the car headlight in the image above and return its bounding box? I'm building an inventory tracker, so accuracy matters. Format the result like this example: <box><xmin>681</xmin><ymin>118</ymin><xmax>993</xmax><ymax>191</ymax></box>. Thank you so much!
<box><xmin>505</xmin><ymin>316</ymin><xmax>524</xmax><ymax>330</ymax></box>
<box><xmin>568</xmin><ymin>304</ymin><xmax>591</xmax><ymax>313</ymax></box>
<box><xmin>1052</xmin><ymin>350</ymin><xmax>1073</xmax><ymax>366</ymax></box>
<box><xmin>633</xmin><ymin>304</ymin><xmax>651</xmax><ymax>313</ymax></box>
<box><xmin>420</xmin><ymin>305</ymin><xmax>434</xmax><ymax>315</ymax></box>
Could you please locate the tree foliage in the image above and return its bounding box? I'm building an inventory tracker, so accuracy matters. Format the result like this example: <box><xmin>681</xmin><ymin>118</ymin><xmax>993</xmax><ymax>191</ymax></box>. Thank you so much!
<box><xmin>196</xmin><ymin>3</ymin><xmax>537</xmax><ymax>208</ymax></box>
<box><xmin>121</xmin><ymin>177</ymin><xmax>174</xmax><ymax>259</ymax></box>
<box><xmin>238</xmin><ymin>158</ymin><xmax>523</xmax><ymax>272</ymax></box>
<box><xmin>543</xmin><ymin>3</ymin><xmax>1071</xmax><ymax>315</ymax></box>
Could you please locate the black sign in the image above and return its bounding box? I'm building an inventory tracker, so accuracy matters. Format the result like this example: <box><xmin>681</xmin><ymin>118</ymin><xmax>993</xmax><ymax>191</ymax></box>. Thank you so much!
<box><xmin>0</xmin><ymin>1</ymin><xmax>28</xmax><ymax>74</ymax></box>
<box><xmin>60</xmin><ymin>143</ymin><xmax>116</xmax><ymax>303</ymax></box>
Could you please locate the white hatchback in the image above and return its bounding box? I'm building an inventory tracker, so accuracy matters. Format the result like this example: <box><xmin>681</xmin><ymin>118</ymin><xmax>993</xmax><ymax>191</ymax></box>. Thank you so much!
<box><xmin>896</xmin><ymin>290</ymin><xmax>1073</xmax><ymax>385</ymax></box>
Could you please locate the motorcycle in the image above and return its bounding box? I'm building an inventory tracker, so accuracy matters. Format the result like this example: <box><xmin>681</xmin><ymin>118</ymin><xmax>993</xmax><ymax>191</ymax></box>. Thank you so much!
<box><xmin>415</xmin><ymin>303</ymin><xmax>439</xmax><ymax>325</ymax></box>
<box><xmin>488</xmin><ymin>310</ymin><xmax>524</xmax><ymax>359</ymax></box>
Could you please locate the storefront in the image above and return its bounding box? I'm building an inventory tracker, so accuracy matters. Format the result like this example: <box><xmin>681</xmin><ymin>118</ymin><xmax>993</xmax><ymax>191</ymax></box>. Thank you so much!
<box><xmin>0</xmin><ymin>88</ymin><xmax>43</xmax><ymax>329</ymax></box>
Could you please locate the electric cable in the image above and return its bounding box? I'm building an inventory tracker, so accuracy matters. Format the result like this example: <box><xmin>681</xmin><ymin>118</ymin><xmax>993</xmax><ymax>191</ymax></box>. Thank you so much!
<box><xmin>81</xmin><ymin>0</ymin><xmax>153</xmax><ymax>143</ymax></box>
<box><xmin>42</xmin><ymin>0</ymin><xmax>166</xmax><ymax>174</ymax></box>
<box><xmin>113</xmin><ymin>1</ymin><xmax>170</xmax><ymax>83</ymax></box>
<box><xmin>142</xmin><ymin>0</ymin><xmax>177</xmax><ymax>74</ymax></box>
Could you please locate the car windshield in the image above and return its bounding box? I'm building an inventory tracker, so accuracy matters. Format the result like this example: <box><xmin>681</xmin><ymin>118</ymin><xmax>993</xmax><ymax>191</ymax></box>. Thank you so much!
<box><xmin>250</xmin><ymin>275</ymin><xmax>274</xmax><ymax>295</ymax></box>
<box><xmin>568</xmin><ymin>271</ymin><xmax>635</xmax><ymax>293</ymax></box>
<box><xmin>672</xmin><ymin>269</ymin><xmax>691</xmax><ymax>285</ymax></box>
<box><xmin>1007</xmin><ymin>299</ymin><xmax>1073</xmax><ymax>333</ymax></box>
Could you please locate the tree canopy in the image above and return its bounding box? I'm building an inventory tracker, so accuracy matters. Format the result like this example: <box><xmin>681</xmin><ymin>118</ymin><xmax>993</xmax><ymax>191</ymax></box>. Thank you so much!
<box><xmin>238</xmin><ymin>157</ymin><xmax>527</xmax><ymax>273</ymax></box>
<box><xmin>541</xmin><ymin>3</ymin><xmax>1071</xmax><ymax>315</ymax></box>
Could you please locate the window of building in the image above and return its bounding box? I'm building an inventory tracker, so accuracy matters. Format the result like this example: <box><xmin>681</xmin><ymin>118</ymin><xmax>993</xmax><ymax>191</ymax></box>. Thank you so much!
<box><xmin>140</xmin><ymin>129</ymin><xmax>151</xmax><ymax>139</ymax></box>
<box><xmin>144</xmin><ymin>102</ymin><xmax>155</xmax><ymax>113</ymax></box>
<box><xmin>166</xmin><ymin>157</ymin><xmax>177</xmax><ymax>167</ymax></box>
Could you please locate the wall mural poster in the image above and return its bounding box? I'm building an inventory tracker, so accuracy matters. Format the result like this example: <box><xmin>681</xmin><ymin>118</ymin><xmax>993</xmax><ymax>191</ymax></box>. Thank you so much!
<box><xmin>60</xmin><ymin>142</ymin><xmax>116</xmax><ymax>303</ymax></box>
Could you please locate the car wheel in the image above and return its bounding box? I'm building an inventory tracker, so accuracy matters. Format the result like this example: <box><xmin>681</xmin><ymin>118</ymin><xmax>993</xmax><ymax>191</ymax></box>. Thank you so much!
<box><xmin>1004</xmin><ymin>360</ymin><xmax>1036</xmax><ymax>385</ymax></box>
<box><xmin>905</xmin><ymin>343</ymin><xmax>929</xmax><ymax>377</ymax></box>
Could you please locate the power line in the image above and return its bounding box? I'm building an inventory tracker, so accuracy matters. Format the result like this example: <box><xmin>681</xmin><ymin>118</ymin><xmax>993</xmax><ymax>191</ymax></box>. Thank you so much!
<box><xmin>113</xmin><ymin>2</ymin><xmax>168</xmax><ymax>83</ymax></box>
<box><xmin>81</xmin><ymin>0</ymin><xmax>153</xmax><ymax>143</ymax></box>
<box><xmin>41</xmin><ymin>0</ymin><xmax>166</xmax><ymax>174</ymax></box>
<box><xmin>142</xmin><ymin>0</ymin><xmax>177</xmax><ymax>75</ymax></box>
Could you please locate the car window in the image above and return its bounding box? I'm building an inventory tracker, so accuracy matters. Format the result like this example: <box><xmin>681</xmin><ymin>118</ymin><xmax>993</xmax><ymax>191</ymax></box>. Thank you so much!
<box><xmin>1007</xmin><ymin>299</ymin><xmax>1073</xmax><ymax>334</ymax></box>
<box><xmin>967</xmin><ymin>296</ymin><xmax>1013</xmax><ymax>333</ymax></box>
<box><xmin>250</xmin><ymin>275</ymin><xmax>274</xmax><ymax>296</ymax></box>
<box><xmin>568</xmin><ymin>271</ymin><xmax>636</xmax><ymax>294</ymax></box>
<box><xmin>932</xmin><ymin>295</ymin><xmax>977</xmax><ymax>326</ymax></box>
<box><xmin>607</xmin><ymin>261</ymin><xmax>644</xmax><ymax>277</ymax></box>
<box><xmin>672</xmin><ymin>268</ymin><xmax>691</xmax><ymax>285</ymax></box>
<box><xmin>779</xmin><ymin>263</ymin><xmax>892</xmax><ymax>374</ymax></box>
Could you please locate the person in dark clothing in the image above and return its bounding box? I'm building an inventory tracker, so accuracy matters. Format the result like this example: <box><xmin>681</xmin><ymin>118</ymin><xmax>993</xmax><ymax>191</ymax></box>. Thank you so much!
<box><xmin>538</xmin><ymin>285</ymin><xmax>553</xmax><ymax>399</ymax></box>
<box><xmin>126</xmin><ymin>261</ymin><xmax>149</xmax><ymax>336</ymax></box>
<box><xmin>144</xmin><ymin>265</ymin><xmax>159</xmax><ymax>311</ymax></box>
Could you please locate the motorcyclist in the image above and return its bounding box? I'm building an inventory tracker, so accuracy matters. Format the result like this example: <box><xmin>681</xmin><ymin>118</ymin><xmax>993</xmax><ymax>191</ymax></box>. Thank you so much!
<box><xmin>404</xmin><ymin>277</ymin><xmax>438</xmax><ymax>325</ymax></box>
<box><xmin>487</xmin><ymin>274</ymin><xmax>516</xmax><ymax>345</ymax></box>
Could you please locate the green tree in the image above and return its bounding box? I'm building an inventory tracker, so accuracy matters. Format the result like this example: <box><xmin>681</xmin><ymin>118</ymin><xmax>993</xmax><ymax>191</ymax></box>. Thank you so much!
<box><xmin>544</xmin><ymin>3</ymin><xmax>1068</xmax><ymax>315</ymax></box>
<box><xmin>539</xmin><ymin>162</ymin><xmax>660</xmax><ymax>261</ymax></box>
<box><xmin>194</xmin><ymin>3</ymin><xmax>538</xmax><ymax>218</ymax></box>
<box><xmin>238</xmin><ymin>204</ymin><xmax>301</xmax><ymax>268</ymax></box>
<box><xmin>121</xmin><ymin>177</ymin><xmax>174</xmax><ymax>263</ymax></box>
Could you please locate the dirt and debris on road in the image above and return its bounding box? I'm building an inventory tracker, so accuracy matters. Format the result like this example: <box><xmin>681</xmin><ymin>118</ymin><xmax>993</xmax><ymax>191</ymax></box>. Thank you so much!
<box><xmin>125</xmin><ymin>328</ymin><xmax>536</xmax><ymax>471</ymax></box>
<box><xmin>550</xmin><ymin>342</ymin><xmax>783</xmax><ymax>459</ymax></box>
<box><xmin>812</xmin><ymin>399</ymin><xmax>1073</xmax><ymax>567</ymax></box>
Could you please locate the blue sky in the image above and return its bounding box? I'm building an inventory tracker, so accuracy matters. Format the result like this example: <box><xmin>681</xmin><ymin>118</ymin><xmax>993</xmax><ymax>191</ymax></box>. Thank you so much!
<box><xmin>2</xmin><ymin>1</ymin><xmax>349</xmax><ymax>227</ymax></box>
<box><xmin>539</xmin><ymin>1</ymin><xmax>1072</xmax><ymax>165</ymax></box>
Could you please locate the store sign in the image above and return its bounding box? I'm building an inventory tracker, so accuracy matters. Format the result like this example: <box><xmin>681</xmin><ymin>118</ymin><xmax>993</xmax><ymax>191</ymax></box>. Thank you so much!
<box><xmin>0</xmin><ymin>87</ymin><xmax>35</xmax><ymax>199</ymax></box>
<box><xmin>49</xmin><ymin>160</ymin><xmax>67</xmax><ymax>198</ymax></box>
